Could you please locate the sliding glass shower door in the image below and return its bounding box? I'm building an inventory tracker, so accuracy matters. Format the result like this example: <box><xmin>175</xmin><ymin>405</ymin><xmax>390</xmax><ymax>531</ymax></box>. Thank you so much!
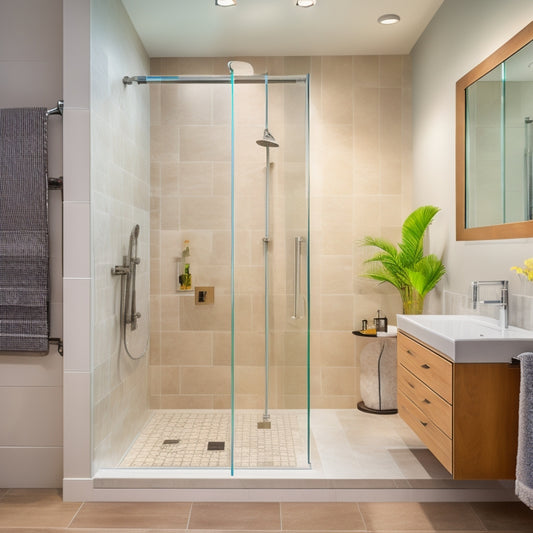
<box><xmin>232</xmin><ymin>76</ymin><xmax>310</xmax><ymax>470</ymax></box>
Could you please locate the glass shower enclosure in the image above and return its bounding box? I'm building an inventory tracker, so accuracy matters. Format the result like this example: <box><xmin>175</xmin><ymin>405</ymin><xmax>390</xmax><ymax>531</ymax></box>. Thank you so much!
<box><xmin>92</xmin><ymin>68</ymin><xmax>310</xmax><ymax>475</ymax></box>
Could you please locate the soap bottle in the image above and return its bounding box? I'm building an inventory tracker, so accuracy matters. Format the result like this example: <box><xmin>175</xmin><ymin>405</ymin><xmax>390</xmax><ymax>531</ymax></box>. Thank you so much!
<box><xmin>178</xmin><ymin>240</ymin><xmax>192</xmax><ymax>291</ymax></box>
<box><xmin>374</xmin><ymin>309</ymin><xmax>388</xmax><ymax>332</ymax></box>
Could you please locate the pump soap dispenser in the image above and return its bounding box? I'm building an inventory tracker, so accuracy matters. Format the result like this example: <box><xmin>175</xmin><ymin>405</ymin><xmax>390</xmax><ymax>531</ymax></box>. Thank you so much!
<box><xmin>374</xmin><ymin>309</ymin><xmax>388</xmax><ymax>332</ymax></box>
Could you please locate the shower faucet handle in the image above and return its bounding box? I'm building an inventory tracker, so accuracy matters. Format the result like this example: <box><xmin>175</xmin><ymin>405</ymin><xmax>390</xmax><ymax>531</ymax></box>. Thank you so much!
<box><xmin>112</xmin><ymin>265</ymin><xmax>130</xmax><ymax>276</ymax></box>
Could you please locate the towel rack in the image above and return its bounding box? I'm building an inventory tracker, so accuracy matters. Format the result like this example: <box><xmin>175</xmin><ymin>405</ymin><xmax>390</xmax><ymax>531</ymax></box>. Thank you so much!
<box><xmin>46</xmin><ymin>99</ymin><xmax>63</xmax><ymax>116</ymax></box>
<box><xmin>45</xmin><ymin>105</ymin><xmax>63</xmax><ymax>354</ymax></box>
<box><xmin>47</xmin><ymin>105</ymin><xmax>63</xmax><ymax>352</ymax></box>
<box><xmin>48</xmin><ymin>337</ymin><xmax>63</xmax><ymax>356</ymax></box>
<box><xmin>48</xmin><ymin>176</ymin><xmax>63</xmax><ymax>190</ymax></box>
<box><xmin>47</xmin><ymin>102</ymin><xmax>64</xmax><ymax>192</ymax></box>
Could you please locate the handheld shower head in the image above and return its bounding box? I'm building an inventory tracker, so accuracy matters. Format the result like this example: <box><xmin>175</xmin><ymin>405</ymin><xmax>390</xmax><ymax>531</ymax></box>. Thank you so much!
<box><xmin>256</xmin><ymin>129</ymin><xmax>279</xmax><ymax>148</ymax></box>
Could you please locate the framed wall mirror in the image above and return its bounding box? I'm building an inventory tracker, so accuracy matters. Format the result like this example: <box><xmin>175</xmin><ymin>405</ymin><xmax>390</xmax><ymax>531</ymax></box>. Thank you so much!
<box><xmin>456</xmin><ymin>21</ymin><xmax>533</xmax><ymax>240</ymax></box>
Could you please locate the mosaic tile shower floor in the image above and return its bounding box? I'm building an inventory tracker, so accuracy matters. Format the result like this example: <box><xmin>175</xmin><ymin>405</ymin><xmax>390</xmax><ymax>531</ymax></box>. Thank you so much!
<box><xmin>120</xmin><ymin>410</ymin><xmax>308</xmax><ymax>469</ymax></box>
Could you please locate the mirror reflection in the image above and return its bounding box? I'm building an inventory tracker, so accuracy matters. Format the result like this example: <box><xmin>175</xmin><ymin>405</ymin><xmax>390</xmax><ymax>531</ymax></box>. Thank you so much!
<box><xmin>456</xmin><ymin>21</ymin><xmax>533</xmax><ymax>240</ymax></box>
<box><xmin>466</xmin><ymin>39</ymin><xmax>533</xmax><ymax>228</ymax></box>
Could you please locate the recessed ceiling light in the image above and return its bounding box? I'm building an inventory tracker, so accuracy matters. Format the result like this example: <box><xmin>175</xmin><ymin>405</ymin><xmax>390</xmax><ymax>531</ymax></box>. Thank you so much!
<box><xmin>296</xmin><ymin>0</ymin><xmax>316</xmax><ymax>7</ymax></box>
<box><xmin>378</xmin><ymin>14</ymin><xmax>400</xmax><ymax>25</ymax></box>
<box><xmin>216</xmin><ymin>0</ymin><xmax>236</xmax><ymax>6</ymax></box>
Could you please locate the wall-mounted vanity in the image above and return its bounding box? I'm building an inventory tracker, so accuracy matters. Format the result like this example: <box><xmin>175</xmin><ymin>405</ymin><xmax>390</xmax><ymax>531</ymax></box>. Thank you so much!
<box><xmin>396</xmin><ymin>314</ymin><xmax>527</xmax><ymax>479</ymax></box>
<box><xmin>457</xmin><ymin>21</ymin><xmax>533</xmax><ymax>240</ymax></box>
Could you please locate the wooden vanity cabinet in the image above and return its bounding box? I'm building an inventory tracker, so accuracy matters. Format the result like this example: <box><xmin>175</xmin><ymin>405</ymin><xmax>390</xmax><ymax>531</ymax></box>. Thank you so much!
<box><xmin>397</xmin><ymin>331</ymin><xmax>520</xmax><ymax>479</ymax></box>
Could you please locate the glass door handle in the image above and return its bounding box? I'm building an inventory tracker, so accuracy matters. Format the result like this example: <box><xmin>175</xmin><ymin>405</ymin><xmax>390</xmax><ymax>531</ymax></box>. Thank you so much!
<box><xmin>292</xmin><ymin>236</ymin><xmax>305</xmax><ymax>319</ymax></box>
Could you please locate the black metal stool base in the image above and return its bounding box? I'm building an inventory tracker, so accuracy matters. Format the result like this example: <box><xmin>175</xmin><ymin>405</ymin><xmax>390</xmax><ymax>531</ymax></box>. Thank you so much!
<box><xmin>357</xmin><ymin>400</ymin><xmax>398</xmax><ymax>415</ymax></box>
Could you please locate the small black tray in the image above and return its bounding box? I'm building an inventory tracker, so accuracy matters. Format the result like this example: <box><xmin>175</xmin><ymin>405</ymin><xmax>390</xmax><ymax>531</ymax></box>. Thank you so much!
<box><xmin>352</xmin><ymin>330</ymin><xmax>377</xmax><ymax>337</ymax></box>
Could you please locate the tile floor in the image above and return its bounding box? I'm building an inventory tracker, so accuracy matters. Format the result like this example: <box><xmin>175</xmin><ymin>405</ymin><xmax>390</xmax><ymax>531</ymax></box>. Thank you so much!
<box><xmin>116</xmin><ymin>409</ymin><xmax>441</xmax><ymax>479</ymax></box>
<box><xmin>0</xmin><ymin>489</ymin><xmax>531</xmax><ymax>531</ymax></box>
<box><xmin>120</xmin><ymin>410</ymin><xmax>306</xmax><ymax>468</ymax></box>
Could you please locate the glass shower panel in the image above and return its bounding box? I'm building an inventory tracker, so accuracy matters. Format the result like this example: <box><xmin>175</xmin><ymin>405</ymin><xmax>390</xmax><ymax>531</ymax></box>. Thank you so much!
<box><xmin>232</xmin><ymin>77</ymin><xmax>310</xmax><ymax>470</ymax></box>
<box><xmin>149</xmin><ymin>80</ymin><xmax>233</xmax><ymax>469</ymax></box>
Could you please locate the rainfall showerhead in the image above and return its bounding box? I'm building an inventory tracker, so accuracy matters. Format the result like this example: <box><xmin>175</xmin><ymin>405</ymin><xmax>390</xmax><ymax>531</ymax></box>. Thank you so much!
<box><xmin>256</xmin><ymin>129</ymin><xmax>279</xmax><ymax>148</ymax></box>
<box><xmin>227</xmin><ymin>60</ymin><xmax>254</xmax><ymax>75</ymax></box>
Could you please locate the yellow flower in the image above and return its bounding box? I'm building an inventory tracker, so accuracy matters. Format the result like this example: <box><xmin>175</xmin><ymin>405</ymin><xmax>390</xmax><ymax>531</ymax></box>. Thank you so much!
<box><xmin>511</xmin><ymin>258</ymin><xmax>533</xmax><ymax>281</ymax></box>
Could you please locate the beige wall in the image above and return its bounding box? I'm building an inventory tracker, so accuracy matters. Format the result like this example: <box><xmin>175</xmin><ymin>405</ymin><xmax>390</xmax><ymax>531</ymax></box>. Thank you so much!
<box><xmin>149</xmin><ymin>55</ymin><xmax>412</xmax><ymax>409</ymax></box>
<box><xmin>90</xmin><ymin>0</ymin><xmax>151</xmax><ymax>471</ymax></box>
<box><xmin>0</xmin><ymin>0</ymin><xmax>63</xmax><ymax>488</ymax></box>
<box><xmin>411</xmin><ymin>0</ymin><xmax>533</xmax><ymax>326</ymax></box>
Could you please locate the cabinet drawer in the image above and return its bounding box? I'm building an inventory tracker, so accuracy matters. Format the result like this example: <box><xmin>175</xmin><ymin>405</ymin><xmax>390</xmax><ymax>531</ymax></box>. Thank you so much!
<box><xmin>398</xmin><ymin>391</ymin><xmax>452</xmax><ymax>473</ymax></box>
<box><xmin>398</xmin><ymin>332</ymin><xmax>452</xmax><ymax>403</ymax></box>
<box><xmin>398</xmin><ymin>364</ymin><xmax>452</xmax><ymax>438</ymax></box>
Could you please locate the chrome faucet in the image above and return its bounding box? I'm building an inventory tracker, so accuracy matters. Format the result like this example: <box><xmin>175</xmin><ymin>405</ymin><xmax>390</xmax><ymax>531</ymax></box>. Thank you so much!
<box><xmin>471</xmin><ymin>280</ymin><xmax>509</xmax><ymax>329</ymax></box>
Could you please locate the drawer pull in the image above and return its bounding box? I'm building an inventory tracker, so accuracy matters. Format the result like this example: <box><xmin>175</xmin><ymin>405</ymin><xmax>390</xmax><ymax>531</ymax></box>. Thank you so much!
<box><xmin>406</xmin><ymin>349</ymin><xmax>414</xmax><ymax>356</ymax></box>
<box><xmin>420</xmin><ymin>421</ymin><xmax>428</xmax><ymax>427</ymax></box>
<box><xmin>422</xmin><ymin>398</ymin><xmax>431</xmax><ymax>404</ymax></box>
<box><xmin>421</xmin><ymin>363</ymin><xmax>431</xmax><ymax>369</ymax></box>
<box><xmin>408</xmin><ymin>381</ymin><xmax>415</xmax><ymax>389</ymax></box>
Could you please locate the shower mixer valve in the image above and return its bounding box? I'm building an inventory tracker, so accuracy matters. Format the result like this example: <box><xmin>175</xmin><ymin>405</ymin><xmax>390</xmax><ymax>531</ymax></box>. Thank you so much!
<box><xmin>111</xmin><ymin>264</ymin><xmax>130</xmax><ymax>276</ymax></box>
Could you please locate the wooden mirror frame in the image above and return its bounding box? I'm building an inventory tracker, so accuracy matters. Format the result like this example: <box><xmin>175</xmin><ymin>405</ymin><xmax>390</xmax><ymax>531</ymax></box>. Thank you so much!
<box><xmin>456</xmin><ymin>21</ymin><xmax>533</xmax><ymax>240</ymax></box>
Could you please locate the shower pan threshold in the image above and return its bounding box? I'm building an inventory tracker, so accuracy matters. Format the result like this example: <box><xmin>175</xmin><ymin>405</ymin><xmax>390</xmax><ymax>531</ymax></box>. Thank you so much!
<box><xmin>92</xmin><ymin>468</ymin><xmax>516</xmax><ymax>502</ymax></box>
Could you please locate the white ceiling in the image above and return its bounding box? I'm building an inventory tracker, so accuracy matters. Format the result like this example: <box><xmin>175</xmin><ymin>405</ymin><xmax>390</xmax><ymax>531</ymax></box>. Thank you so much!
<box><xmin>122</xmin><ymin>0</ymin><xmax>444</xmax><ymax>58</ymax></box>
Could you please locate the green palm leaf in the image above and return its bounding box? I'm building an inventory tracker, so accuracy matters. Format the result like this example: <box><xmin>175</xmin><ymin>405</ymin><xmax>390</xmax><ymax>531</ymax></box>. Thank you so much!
<box><xmin>361</xmin><ymin>236</ymin><xmax>398</xmax><ymax>257</ymax></box>
<box><xmin>398</xmin><ymin>205</ymin><xmax>440</xmax><ymax>266</ymax></box>
<box><xmin>364</xmin><ymin>268</ymin><xmax>404</xmax><ymax>289</ymax></box>
<box><xmin>407</xmin><ymin>255</ymin><xmax>446</xmax><ymax>297</ymax></box>
<box><xmin>359</xmin><ymin>205</ymin><xmax>445</xmax><ymax>312</ymax></box>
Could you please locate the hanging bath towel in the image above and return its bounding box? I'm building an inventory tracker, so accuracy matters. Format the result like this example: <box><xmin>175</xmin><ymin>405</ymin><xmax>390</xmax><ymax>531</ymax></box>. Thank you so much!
<box><xmin>0</xmin><ymin>107</ymin><xmax>49</xmax><ymax>353</ymax></box>
<box><xmin>516</xmin><ymin>352</ymin><xmax>533</xmax><ymax>509</ymax></box>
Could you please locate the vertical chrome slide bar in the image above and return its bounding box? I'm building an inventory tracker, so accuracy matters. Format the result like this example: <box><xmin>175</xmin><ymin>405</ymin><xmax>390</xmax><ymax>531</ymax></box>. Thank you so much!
<box><xmin>129</xmin><ymin>225</ymin><xmax>141</xmax><ymax>331</ymax></box>
<box><xmin>263</xmin><ymin>143</ymin><xmax>271</xmax><ymax>423</ymax></box>
<box><xmin>292</xmin><ymin>236</ymin><xmax>304</xmax><ymax>319</ymax></box>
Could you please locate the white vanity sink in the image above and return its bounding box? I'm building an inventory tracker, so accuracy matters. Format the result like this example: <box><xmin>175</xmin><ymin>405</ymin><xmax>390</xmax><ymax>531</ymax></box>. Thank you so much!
<box><xmin>397</xmin><ymin>314</ymin><xmax>533</xmax><ymax>363</ymax></box>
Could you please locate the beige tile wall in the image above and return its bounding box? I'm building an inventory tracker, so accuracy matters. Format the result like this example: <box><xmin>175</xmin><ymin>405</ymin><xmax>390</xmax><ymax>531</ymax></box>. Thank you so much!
<box><xmin>90</xmin><ymin>0</ymin><xmax>151</xmax><ymax>471</ymax></box>
<box><xmin>150</xmin><ymin>55</ymin><xmax>411</xmax><ymax>410</ymax></box>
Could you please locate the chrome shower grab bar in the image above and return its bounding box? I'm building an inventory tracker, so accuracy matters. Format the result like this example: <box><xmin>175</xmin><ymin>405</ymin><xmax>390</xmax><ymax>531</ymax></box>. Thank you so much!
<box><xmin>292</xmin><ymin>236</ymin><xmax>305</xmax><ymax>319</ymax></box>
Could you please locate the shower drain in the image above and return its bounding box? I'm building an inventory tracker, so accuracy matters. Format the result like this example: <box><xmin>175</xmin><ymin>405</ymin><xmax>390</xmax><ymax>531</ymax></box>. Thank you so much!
<box><xmin>207</xmin><ymin>441</ymin><xmax>225</xmax><ymax>451</ymax></box>
<box><xmin>162</xmin><ymin>439</ymin><xmax>180</xmax><ymax>445</ymax></box>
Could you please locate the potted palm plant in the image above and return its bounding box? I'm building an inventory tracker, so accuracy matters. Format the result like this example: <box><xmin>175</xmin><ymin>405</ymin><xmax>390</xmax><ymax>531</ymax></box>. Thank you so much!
<box><xmin>361</xmin><ymin>205</ymin><xmax>446</xmax><ymax>314</ymax></box>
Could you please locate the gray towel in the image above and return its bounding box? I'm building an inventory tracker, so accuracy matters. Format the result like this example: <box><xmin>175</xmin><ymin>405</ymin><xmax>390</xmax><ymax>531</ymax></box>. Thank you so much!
<box><xmin>0</xmin><ymin>107</ymin><xmax>49</xmax><ymax>353</ymax></box>
<box><xmin>516</xmin><ymin>352</ymin><xmax>533</xmax><ymax>509</ymax></box>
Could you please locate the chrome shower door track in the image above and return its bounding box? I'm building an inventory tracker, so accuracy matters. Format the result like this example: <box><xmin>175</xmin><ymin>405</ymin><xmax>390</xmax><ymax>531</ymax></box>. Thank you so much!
<box><xmin>123</xmin><ymin>74</ymin><xmax>308</xmax><ymax>85</ymax></box>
